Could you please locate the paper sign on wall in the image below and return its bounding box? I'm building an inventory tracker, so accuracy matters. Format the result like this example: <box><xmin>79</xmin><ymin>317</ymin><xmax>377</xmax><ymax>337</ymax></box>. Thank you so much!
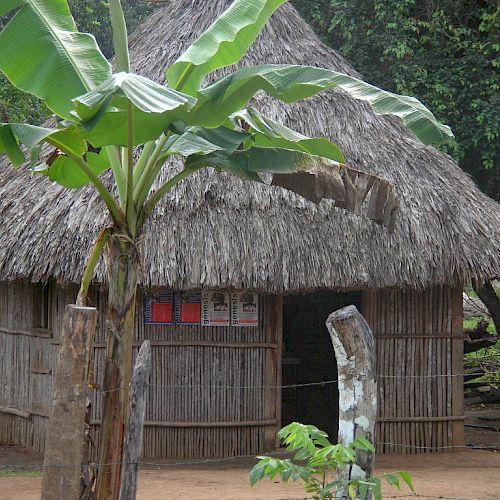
<box><xmin>202</xmin><ymin>291</ymin><xmax>230</xmax><ymax>326</ymax></box>
<box><xmin>175</xmin><ymin>290</ymin><xmax>202</xmax><ymax>325</ymax></box>
<box><xmin>144</xmin><ymin>289</ymin><xmax>175</xmax><ymax>324</ymax></box>
<box><xmin>231</xmin><ymin>292</ymin><xmax>259</xmax><ymax>327</ymax></box>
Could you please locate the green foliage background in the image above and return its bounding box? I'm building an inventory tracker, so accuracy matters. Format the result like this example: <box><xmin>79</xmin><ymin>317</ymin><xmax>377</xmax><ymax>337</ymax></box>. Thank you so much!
<box><xmin>292</xmin><ymin>0</ymin><xmax>499</xmax><ymax>200</ymax></box>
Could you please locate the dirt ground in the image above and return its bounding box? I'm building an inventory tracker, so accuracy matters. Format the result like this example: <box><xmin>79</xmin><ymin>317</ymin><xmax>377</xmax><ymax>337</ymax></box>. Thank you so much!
<box><xmin>465</xmin><ymin>402</ymin><xmax>500</xmax><ymax>449</ymax></box>
<box><xmin>1</xmin><ymin>448</ymin><xmax>499</xmax><ymax>500</ymax></box>
<box><xmin>1</xmin><ymin>407</ymin><xmax>499</xmax><ymax>500</ymax></box>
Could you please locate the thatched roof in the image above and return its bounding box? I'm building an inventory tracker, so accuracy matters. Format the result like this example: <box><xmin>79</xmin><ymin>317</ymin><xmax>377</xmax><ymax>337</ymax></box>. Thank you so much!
<box><xmin>0</xmin><ymin>0</ymin><xmax>498</xmax><ymax>292</ymax></box>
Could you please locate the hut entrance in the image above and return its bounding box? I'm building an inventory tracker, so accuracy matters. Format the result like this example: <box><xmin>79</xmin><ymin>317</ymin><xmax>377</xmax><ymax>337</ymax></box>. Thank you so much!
<box><xmin>281</xmin><ymin>291</ymin><xmax>362</xmax><ymax>440</ymax></box>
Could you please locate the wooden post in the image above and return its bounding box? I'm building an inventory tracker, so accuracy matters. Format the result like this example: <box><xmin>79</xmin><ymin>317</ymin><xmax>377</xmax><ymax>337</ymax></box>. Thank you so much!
<box><xmin>41</xmin><ymin>305</ymin><xmax>97</xmax><ymax>500</ymax></box>
<box><xmin>451</xmin><ymin>287</ymin><xmax>464</xmax><ymax>449</ymax></box>
<box><xmin>119</xmin><ymin>340</ymin><xmax>151</xmax><ymax>500</ymax></box>
<box><xmin>325</xmin><ymin>305</ymin><xmax>377</xmax><ymax>492</ymax></box>
<box><xmin>264</xmin><ymin>296</ymin><xmax>283</xmax><ymax>451</ymax></box>
<box><xmin>274</xmin><ymin>295</ymin><xmax>284</xmax><ymax>447</ymax></box>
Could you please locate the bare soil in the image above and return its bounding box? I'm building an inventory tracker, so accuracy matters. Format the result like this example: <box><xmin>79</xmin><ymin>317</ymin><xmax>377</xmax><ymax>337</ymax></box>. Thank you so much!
<box><xmin>1</xmin><ymin>448</ymin><xmax>500</xmax><ymax>500</ymax></box>
<box><xmin>1</xmin><ymin>405</ymin><xmax>499</xmax><ymax>500</ymax></box>
<box><xmin>465</xmin><ymin>402</ymin><xmax>500</xmax><ymax>449</ymax></box>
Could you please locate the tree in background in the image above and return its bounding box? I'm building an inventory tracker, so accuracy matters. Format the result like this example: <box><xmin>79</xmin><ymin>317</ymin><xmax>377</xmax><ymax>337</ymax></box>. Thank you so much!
<box><xmin>293</xmin><ymin>0</ymin><xmax>499</xmax><ymax>200</ymax></box>
<box><xmin>69</xmin><ymin>0</ymin><xmax>153</xmax><ymax>58</ymax></box>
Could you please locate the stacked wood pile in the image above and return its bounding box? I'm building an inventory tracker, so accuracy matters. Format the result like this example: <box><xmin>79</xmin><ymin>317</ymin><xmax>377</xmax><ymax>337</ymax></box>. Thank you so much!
<box><xmin>463</xmin><ymin>318</ymin><xmax>499</xmax><ymax>406</ymax></box>
<box><xmin>464</xmin><ymin>320</ymin><xmax>498</xmax><ymax>354</ymax></box>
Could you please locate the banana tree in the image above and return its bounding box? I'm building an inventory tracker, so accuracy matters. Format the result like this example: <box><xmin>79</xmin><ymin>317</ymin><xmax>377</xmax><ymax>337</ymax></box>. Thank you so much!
<box><xmin>0</xmin><ymin>0</ymin><xmax>453</xmax><ymax>497</ymax></box>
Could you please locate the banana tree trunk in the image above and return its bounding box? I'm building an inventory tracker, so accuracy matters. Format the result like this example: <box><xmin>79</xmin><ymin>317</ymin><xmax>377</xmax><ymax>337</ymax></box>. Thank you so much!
<box><xmin>95</xmin><ymin>231</ymin><xmax>139</xmax><ymax>500</ymax></box>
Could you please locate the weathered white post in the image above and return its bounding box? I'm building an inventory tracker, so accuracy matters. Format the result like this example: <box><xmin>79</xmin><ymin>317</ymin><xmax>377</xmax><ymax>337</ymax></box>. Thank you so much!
<box><xmin>325</xmin><ymin>305</ymin><xmax>377</xmax><ymax>496</ymax></box>
<box><xmin>41</xmin><ymin>305</ymin><xmax>97</xmax><ymax>500</ymax></box>
<box><xmin>119</xmin><ymin>340</ymin><xmax>151</xmax><ymax>500</ymax></box>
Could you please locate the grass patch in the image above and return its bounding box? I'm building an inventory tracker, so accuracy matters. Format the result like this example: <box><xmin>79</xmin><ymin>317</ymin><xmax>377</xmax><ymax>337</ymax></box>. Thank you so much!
<box><xmin>464</xmin><ymin>286</ymin><xmax>478</xmax><ymax>299</ymax></box>
<box><xmin>464</xmin><ymin>314</ymin><xmax>499</xmax><ymax>384</ymax></box>
<box><xmin>0</xmin><ymin>469</ymin><xmax>43</xmax><ymax>477</ymax></box>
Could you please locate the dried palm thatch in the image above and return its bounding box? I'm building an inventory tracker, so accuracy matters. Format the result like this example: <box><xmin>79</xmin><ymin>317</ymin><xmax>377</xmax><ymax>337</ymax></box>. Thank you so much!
<box><xmin>0</xmin><ymin>0</ymin><xmax>498</xmax><ymax>292</ymax></box>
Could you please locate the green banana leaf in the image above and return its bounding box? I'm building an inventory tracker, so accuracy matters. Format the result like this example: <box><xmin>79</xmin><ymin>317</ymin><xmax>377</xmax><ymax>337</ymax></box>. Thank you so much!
<box><xmin>35</xmin><ymin>148</ymin><xmax>110</xmax><ymax>188</ymax></box>
<box><xmin>167</xmin><ymin>0</ymin><xmax>286</xmax><ymax>94</ymax></box>
<box><xmin>72</xmin><ymin>73</ymin><xmax>196</xmax><ymax>121</ymax></box>
<box><xmin>0</xmin><ymin>123</ymin><xmax>54</xmax><ymax>167</ymax></box>
<box><xmin>187</xmin><ymin>149</ymin><xmax>263</xmax><ymax>183</ymax></box>
<box><xmin>0</xmin><ymin>125</ymin><xmax>26</xmax><ymax>167</ymax></box>
<box><xmin>165</xmin><ymin>115</ymin><xmax>345</xmax><ymax>171</ymax></box>
<box><xmin>230</xmin><ymin>108</ymin><xmax>346</xmax><ymax>163</ymax></box>
<box><xmin>0</xmin><ymin>0</ymin><xmax>111</xmax><ymax>120</ymax></box>
<box><xmin>210</xmin><ymin>147</ymin><xmax>321</xmax><ymax>175</ymax></box>
<box><xmin>186</xmin><ymin>143</ymin><xmax>326</xmax><ymax>181</ymax></box>
<box><xmin>193</xmin><ymin>65</ymin><xmax>453</xmax><ymax>146</ymax></box>
<box><xmin>162</xmin><ymin>126</ymin><xmax>249</xmax><ymax>158</ymax></box>
<box><xmin>0</xmin><ymin>123</ymin><xmax>86</xmax><ymax>167</ymax></box>
<box><xmin>71</xmin><ymin>73</ymin><xmax>197</xmax><ymax>147</ymax></box>
<box><xmin>81</xmin><ymin>105</ymin><xmax>196</xmax><ymax>148</ymax></box>
<box><xmin>0</xmin><ymin>122</ymin><xmax>109</xmax><ymax>188</ymax></box>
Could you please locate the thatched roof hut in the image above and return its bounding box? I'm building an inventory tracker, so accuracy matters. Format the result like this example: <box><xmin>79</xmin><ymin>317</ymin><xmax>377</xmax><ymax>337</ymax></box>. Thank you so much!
<box><xmin>0</xmin><ymin>0</ymin><xmax>498</xmax><ymax>460</ymax></box>
<box><xmin>0</xmin><ymin>1</ymin><xmax>498</xmax><ymax>290</ymax></box>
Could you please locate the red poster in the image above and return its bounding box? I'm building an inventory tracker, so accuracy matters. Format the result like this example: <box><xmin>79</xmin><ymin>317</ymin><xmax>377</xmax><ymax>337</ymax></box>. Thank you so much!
<box><xmin>144</xmin><ymin>289</ymin><xmax>175</xmax><ymax>324</ymax></box>
<box><xmin>175</xmin><ymin>291</ymin><xmax>202</xmax><ymax>325</ymax></box>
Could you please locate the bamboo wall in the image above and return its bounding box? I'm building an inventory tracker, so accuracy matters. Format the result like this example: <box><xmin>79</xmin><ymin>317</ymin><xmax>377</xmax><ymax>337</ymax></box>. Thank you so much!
<box><xmin>363</xmin><ymin>286</ymin><xmax>464</xmax><ymax>453</ymax></box>
<box><xmin>0</xmin><ymin>282</ymin><xmax>62</xmax><ymax>452</ymax></box>
<box><xmin>0</xmin><ymin>282</ymin><xmax>282</xmax><ymax>458</ymax></box>
<box><xmin>0</xmin><ymin>281</ymin><xmax>463</xmax><ymax>458</ymax></box>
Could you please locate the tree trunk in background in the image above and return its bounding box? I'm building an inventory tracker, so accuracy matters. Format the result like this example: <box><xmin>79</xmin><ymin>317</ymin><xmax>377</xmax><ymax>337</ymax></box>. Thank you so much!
<box><xmin>325</xmin><ymin>305</ymin><xmax>377</xmax><ymax>499</ymax></box>
<box><xmin>95</xmin><ymin>232</ymin><xmax>140</xmax><ymax>500</ymax></box>
<box><xmin>473</xmin><ymin>281</ymin><xmax>500</xmax><ymax>335</ymax></box>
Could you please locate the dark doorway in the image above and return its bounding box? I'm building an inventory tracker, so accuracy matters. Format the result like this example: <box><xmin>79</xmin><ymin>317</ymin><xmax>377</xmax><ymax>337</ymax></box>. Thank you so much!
<box><xmin>281</xmin><ymin>291</ymin><xmax>362</xmax><ymax>441</ymax></box>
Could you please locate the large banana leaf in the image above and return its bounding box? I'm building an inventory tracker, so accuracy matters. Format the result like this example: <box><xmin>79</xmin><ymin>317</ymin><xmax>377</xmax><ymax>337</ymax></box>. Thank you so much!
<box><xmin>187</xmin><ymin>149</ymin><xmax>263</xmax><ymax>183</ymax></box>
<box><xmin>0</xmin><ymin>123</ymin><xmax>55</xmax><ymax>167</ymax></box>
<box><xmin>176</xmin><ymin>113</ymin><xmax>398</xmax><ymax>228</ymax></box>
<box><xmin>0</xmin><ymin>0</ymin><xmax>111</xmax><ymax>120</ymax></box>
<box><xmin>192</xmin><ymin>65</ymin><xmax>453</xmax><ymax>146</ymax></box>
<box><xmin>168</xmin><ymin>113</ymin><xmax>344</xmax><ymax>168</ymax></box>
<box><xmin>167</xmin><ymin>0</ymin><xmax>286</xmax><ymax>94</ymax></box>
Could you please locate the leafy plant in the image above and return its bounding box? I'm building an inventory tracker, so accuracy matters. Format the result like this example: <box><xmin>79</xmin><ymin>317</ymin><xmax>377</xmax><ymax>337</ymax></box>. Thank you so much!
<box><xmin>250</xmin><ymin>422</ymin><xmax>414</xmax><ymax>500</ymax></box>
<box><xmin>0</xmin><ymin>0</ymin><xmax>450</xmax><ymax>497</ymax></box>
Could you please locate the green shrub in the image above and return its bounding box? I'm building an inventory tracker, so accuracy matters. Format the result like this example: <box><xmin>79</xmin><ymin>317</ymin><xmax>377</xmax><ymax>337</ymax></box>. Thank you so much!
<box><xmin>250</xmin><ymin>422</ymin><xmax>414</xmax><ymax>500</ymax></box>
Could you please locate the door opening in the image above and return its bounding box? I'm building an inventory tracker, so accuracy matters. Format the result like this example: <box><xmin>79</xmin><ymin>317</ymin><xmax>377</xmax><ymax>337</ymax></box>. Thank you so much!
<box><xmin>281</xmin><ymin>291</ymin><xmax>362</xmax><ymax>441</ymax></box>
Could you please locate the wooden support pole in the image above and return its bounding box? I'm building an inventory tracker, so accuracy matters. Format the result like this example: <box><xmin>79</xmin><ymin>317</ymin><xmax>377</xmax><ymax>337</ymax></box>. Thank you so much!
<box><xmin>119</xmin><ymin>340</ymin><xmax>151</xmax><ymax>500</ymax></box>
<box><xmin>451</xmin><ymin>287</ymin><xmax>465</xmax><ymax>449</ymax></box>
<box><xmin>325</xmin><ymin>305</ymin><xmax>377</xmax><ymax>491</ymax></box>
<box><xmin>41</xmin><ymin>305</ymin><xmax>97</xmax><ymax>500</ymax></box>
